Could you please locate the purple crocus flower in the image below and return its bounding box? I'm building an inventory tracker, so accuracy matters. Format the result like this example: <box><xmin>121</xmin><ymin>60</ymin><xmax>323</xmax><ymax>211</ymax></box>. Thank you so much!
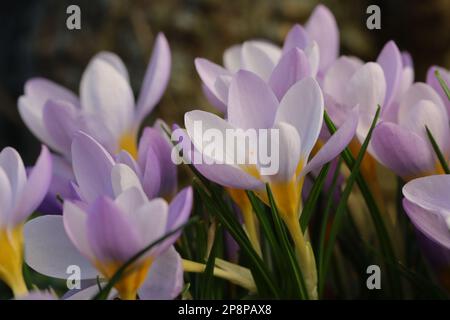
<box><xmin>18</xmin><ymin>33</ymin><xmax>171</xmax><ymax>211</ymax></box>
<box><xmin>0</xmin><ymin>146</ymin><xmax>52</xmax><ymax>297</ymax></box>
<box><xmin>181</xmin><ymin>70</ymin><xmax>357</xmax><ymax>299</ymax></box>
<box><xmin>24</xmin><ymin>132</ymin><xmax>193</xmax><ymax>300</ymax></box>
<box><xmin>403</xmin><ymin>175</ymin><xmax>450</xmax><ymax>282</ymax></box>
<box><xmin>195</xmin><ymin>4</ymin><xmax>338</xmax><ymax>112</ymax></box>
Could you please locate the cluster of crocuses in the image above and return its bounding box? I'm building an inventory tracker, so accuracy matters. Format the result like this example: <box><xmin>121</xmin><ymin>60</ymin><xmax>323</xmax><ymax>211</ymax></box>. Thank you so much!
<box><xmin>0</xmin><ymin>4</ymin><xmax>449</xmax><ymax>300</ymax></box>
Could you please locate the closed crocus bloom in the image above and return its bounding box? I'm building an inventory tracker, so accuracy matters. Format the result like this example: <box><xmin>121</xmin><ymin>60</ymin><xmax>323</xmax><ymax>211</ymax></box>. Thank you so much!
<box><xmin>18</xmin><ymin>34</ymin><xmax>171</xmax><ymax>212</ymax></box>
<box><xmin>24</xmin><ymin>133</ymin><xmax>193</xmax><ymax>300</ymax></box>
<box><xmin>195</xmin><ymin>4</ymin><xmax>339</xmax><ymax>112</ymax></box>
<box><xmin>183</xmin><ymin>71</ymin><xmax>358</xmax><ymax>298</ymax></box>
<box><xmin>403</xmin><ymin>175</ymin><xmax>450</xmax><ymax>285</ymax></box>
<box><xmin>0</xmin><ymin>146</ymin><xmax>52</xmax><ymax>297</ymax></box>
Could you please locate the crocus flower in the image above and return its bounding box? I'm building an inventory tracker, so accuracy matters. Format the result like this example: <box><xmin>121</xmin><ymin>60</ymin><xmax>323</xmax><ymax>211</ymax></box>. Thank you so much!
<box><xmin>182</xmin><ymin>70</ymin><xmax>358</xmax><ymax>298</ymax></box>
<box><xmin>0</xmin><ymin>146</ymin><xmax>52</xmax><ymax>297</ymax></box>
<box><xmin>18</xmin><ymin>33</ymin><xmax>171</xmax><ymax>211</ymax></box>
<box><xmin>403</xmin><ymin>175</ymin><xmax>450</xmax><ymax>284</ymax></box>
<box><xmin>195</xmin><ymin>4</ymin><xmax>338</xmax><ymax>112</ymax></box>
<box><xmin>24</xmin><ymin>133</ymin><xmax>193</xmax><ymax>300</ymax></box>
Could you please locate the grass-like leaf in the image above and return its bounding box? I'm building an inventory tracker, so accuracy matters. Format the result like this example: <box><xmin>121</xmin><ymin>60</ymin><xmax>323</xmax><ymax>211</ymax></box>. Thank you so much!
<box><xmin>435</xmin><ymin>69</ymin><xmax>450</xmax><ymax>101</ymax></box>
<box><xmin>319</xmin><ymin>107</ymin><xmax>380</xmax><ymax>296</ymax></box>
<box><xmin>425</xmin><ymin>126</ymin><xmax>450</xmax><ymax>174</ymax></box>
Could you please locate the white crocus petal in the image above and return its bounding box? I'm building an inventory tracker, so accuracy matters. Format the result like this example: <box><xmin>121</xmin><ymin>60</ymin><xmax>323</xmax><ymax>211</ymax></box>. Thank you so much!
<box><xmin>398</xmin><ymin>83</ymin><xmax>446</xmax><ymax>125</ymax></box>
<box><xmin>266</xmin><ymin>122</ymin><xmax>301</xmax><ymax>182</ymax></box>
<box><xmin>344</xmin><ymin>62</ymin><xmax>386</xmax><ymax>142</ymax></box>
<box><xmin>185</xmin><ymin>110</ymin><xmax>237</xmax><ymax>165</ymax></box>
<box><xmin>138</xmin><ymin>246</ymin><xmax>183</xmax><ymax>300</ymax></box>
<box><xmin>398</xmin><ymin>100</ymin><xmax>449</xmax><ymax>154</ymax></box>
<box><xmin>275</xmin><ymin>77</ymin><xmax>324</xmax><ymax>160</ymax></box>
<box><xmin>80</xmin><ymin>57</ymin><xmax>134</xmax><ymax>139</ymax></box>
<box><xmin>240</xmin><ymin>41</ymin><xmax>281</xmax><ymax>81</ymax></box>
<box><xmin>63</xmin><ymin>201</ymin><xmax>95</xmax><ymax>260</ymax></box>
<box><xmin>94</xmin><ymin>51</ymin><xmax>129</xmax><ymax>82</ymax></box>
<box><xmin>403</xmin><ymin>175</ymin><xmax>450</xmax><ymax>216</ymax></box>
<box><xmin>24</xmin><ymin>215</ymin><xmax>98</xmax><ymax>279</ymax></box>
<box><xmin>304</xmin><ymin>41</ymin><xmax>320</xmax><ymax>77</ymax></box>
<box><xmin>223</xmin><ymin>44</ymin><xmax>242</xmax><ymax>72</ymax></box>
<box><xmin>0</xmin><ymin>168</ymin><xmax>12</xmax><ymax>227</ymax></box>
<box><xmin>131</xmin><ymin>198</ymin><xmax>169</xmax><ymax>254</ymax></box>
<box><xmin>110</xmin><ymin>163</ymin><xmax>145</xmax><ymax>197</ymax></box>
<box><xmin>114</xmin><ymin>187</ymin><xmax>148</xmax><ymax>215</ymax></box>
<box><xmin>195</xmin><ymin>58</ymin><xmax>230</xmax><ymax>106</ymax></box>
<box><xmin>0</xmin><ymin>147</ymin><xmax>27</xmax><ymax>207</ymax></box>
<box><xmin>116</xmin><ymin>150</ymin><xmax>141</xmax><ymax>176</ymax></box>
<box><xmin>324</xmin><ymin>56</ymin><xmax>363</xmax><ymax>106</ymax></box>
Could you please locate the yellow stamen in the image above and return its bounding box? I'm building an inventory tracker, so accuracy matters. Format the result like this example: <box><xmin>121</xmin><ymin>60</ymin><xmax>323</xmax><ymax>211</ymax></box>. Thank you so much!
<box><xmin>95</xmin><ymin>258</ymin><xmax>153</xmax><ymax>300</ymax></box>
<box><xmin>227</xmin><ymin>188</ymin><xmax>262</xmax><ymax>256</ymax></box>
<box><xmin>0</xmin><ymin>225</ymin><xmax>28</xmax><ymax>297</ymax></box>
<box><xmin>118</xmin><ymin>131</ymin><xmax>138</xmax><ymax>159</ymax></box>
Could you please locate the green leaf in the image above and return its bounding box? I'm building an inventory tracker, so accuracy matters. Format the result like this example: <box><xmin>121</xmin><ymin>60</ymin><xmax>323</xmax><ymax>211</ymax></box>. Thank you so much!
<box><xmin>319</xmin><ymin>107</ymin><xmax>380</xmax><ymax>296</ymax></box>
<box><xmin>324</xmin><ymin>109</ymin><xmax>401</xmax><ymax>297</ymax></box>
<box><xmin>300</xmin><ymin>163</ymin><xmax>330</xmax><ymax>232</ymax></box>
<box><xmin>265</xmin><ymin>184</ymin><xmax>308</xmax><ymax>299</ymax></box>
<box><xmin>425</xmin><ymin>126</ymin><xmax>450</xmax><ymax>174</ymax></box>
<box><xmin>435</xmin><ymin>69</ymin><xmax>450</xmax><ymax>101</ymax></box>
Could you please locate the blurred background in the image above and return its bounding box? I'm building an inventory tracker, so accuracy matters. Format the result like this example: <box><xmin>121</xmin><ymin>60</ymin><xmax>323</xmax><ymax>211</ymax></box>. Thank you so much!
<box><xmin>0</xmin><ymin>0</ymin><xmax>449</xmax><ymax>163</ymax></box>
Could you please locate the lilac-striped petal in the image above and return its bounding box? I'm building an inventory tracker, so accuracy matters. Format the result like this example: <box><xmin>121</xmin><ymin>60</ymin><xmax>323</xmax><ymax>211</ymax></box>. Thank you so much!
<box><xmin>305</xmin><ymin>4</ymin><xmax>339</xmax><ymax>71</ymax></box>
<box><xmin>269</xmin><ymin>48</ymin><xmax>310</xmax><ymax>100</ymax></box>
<box><xmin>138</xmin><ymin>127</ymin><xmax>177</xmax><ymax>198</ymax></box>
<box><xmin>71</xmin><ymin>132</ymin><xmax>115</xmax><ymax>202</ymax></box>
<box><xmin>110</xmin><ymin>163</ymin><xmax>144</xmax><ymax>198</ymax></box>
<box><xmin>24</xmin><ymin>215</ymin><xmax>98</xmax><ymax>279</ymax></box>
<box><xmin>142</xmin><ymin>148</ymin><xmax>162</xmax><ymax>199</ymax></box>
<box><xmin>371</xmin><ymin>122</ymin><xmax>435</xmax><ymax>179</ymax></box>
<box><xmin>87</xmin><ymin>197</ymin><xmax>142</xmax><ymax>263</ymax></box>
<box><xmin>116</xmin><ymin>150</ymin><xmax>141</xmax><ymax>176</ymax></box>
<box><xmin>138</xmin><ymin>246</ymin><xmax>183</xmax><ymax>300</ymax></box>
<box><xmin>302</xmin><ymin>108</ymin><xmax>358</xmax><ymax>176</ymax></box>
<box><xmin>228</xmin><ymin>70</ymin><xmax>278</xmax><ymax>129</ymax></box>
<box><xmin>376</xmin><ymin>41</ymin><xmax>402</xmax><ymax>109</ymax></box>
<box><xmin>18</xmin><ymin>78</ymin><xmax>79</xmax><ymax>150</ymax></box>
<box><xmin>195</xmin><ymin>58</ymin><xmax>230</xmax><ymax>107</ymax></box>
<box><xmin>201</xmin><ymin>83</ymin><xmax>227</xmax><ymax>113</ymax></box>
<box><xmin>135</xmin><ymin>33</ymin><xmax>171</xmax><ymax>124</ymax></box>
<box><xmin>275</xmin><ymin>77</ymin><xmax>324</xmax><ymax>159</ymax></box>
<box><xmin>94</xmin><ymin>51</ymin><xmax>129</xmax><ymax>82</ymax></box>
<box><xmin>43</xmin><ymin>99</ymin><xmax>78</xmax><ymax>155</ymax></box>
<box><xmin>12</xmin><ymin>146</ymin><xmax>52</xmax><ymax>225</ymax></box>
<box><xmin>282</xmin><ymin>24</ymin><xmax>310</xmax><ymax>53</ymax></box>
<box><xmin>403</xmin><ymin>198</ymin><xmax>450</xmax><ymax>250</ymax></box>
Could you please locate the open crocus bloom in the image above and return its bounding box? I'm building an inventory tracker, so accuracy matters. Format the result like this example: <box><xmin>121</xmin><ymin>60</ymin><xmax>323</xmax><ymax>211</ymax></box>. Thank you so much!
<box><xmin>403</xmin><ymin>175</ymin><xmax>450</xmax><ymax>279</ymax></box>
<box><xmin>183</xmin><ymin>70</ymin><xmax>357</xmax><ymax>298</ymax></box>
<box><xmin>0</xmin><ymin>146</ymin><xmax>52</xmax><ymax>297</ymax></box>
<box><xmin>24</xmin><ymin>132</ymin><xmax>193</xmax><ymax>300</ymax></box>
<box><xmin>195</xmin><ymin>4</ymin><xmax>338</xmax><ymax>112</ymax></box>
<box><xmin>18</xmin><ymin>34</ymin><xmax>171</xmax><ymax>211</ymax></box>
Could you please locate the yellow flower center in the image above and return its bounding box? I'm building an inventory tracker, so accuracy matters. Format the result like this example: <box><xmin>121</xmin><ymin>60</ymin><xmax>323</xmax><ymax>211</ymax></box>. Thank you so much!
<box><xmin>0</xmin><ymin>225</ymin><xmax>28</xmax><ymax>297</ymax></box>
<box><xmin>118</xmin><ymin>131</ymin><xmax>139</xmax><ymax>159</ymax></box>
<box><xmin>95</xmin><ymin>257</ymin><xmax>153</xmax><ymax>300</ymax></box>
